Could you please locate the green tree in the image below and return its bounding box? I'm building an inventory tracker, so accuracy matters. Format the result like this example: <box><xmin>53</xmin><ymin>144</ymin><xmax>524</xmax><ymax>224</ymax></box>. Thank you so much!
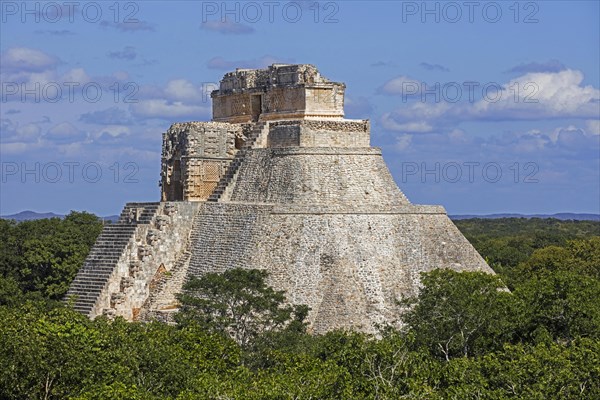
<box><xmin>0</xmin><ymin>212</ymin><xmax>103</xmax><ymax>301</ymax></box>
<box><xmin>515</xmin><ymin>270</ymin><xmax>600</xmax><ymax>343</ymax></box>
<box><xmin>401</xmin><ymin>269</ymin><xmax>519</xmax><ymax>360</ymax></box>
<box><xmin>176</xmin><ymin>268</ymin><xmax>308</xmax><ymax>348</ymax></box>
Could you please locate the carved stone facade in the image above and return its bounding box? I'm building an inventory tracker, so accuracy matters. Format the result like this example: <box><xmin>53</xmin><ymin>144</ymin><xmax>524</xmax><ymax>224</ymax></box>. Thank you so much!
<box><xmin>68</xmin><ymin>64</ymin><xmax>495</xmax><ymax>334</ymax></box>
<box><xmin>160</xmin><ymin>122</ymin><xmax>241</xmax><ymax>201</ymax></box>
<box><xmin>211</xmin><ymin>64</ymin><xmax>345</xmax><ymax>123</ymax></box>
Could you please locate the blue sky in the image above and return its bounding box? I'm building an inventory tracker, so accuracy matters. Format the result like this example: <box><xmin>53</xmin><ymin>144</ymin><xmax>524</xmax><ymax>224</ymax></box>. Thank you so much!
<box><xmin>1</xmin><ymin>0</ymin><xmax>599</xmax><ymax>216</ymax></box>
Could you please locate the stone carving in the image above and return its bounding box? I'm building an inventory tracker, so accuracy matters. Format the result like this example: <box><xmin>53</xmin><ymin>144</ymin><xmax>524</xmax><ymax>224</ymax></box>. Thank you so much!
<box><xmin>110</xmin><ymin>293</ymin><xmax>125</xmax><ymax>307</ymax></box>
<box><xmin>129</xmin><ymin>261</ymin><xmax>141</xmax><ymax>277</ymax></box>
<box><xmin>155</xmin><ymin>216</ymin><xmax>170</xmax><ymax>231</ymax></box>
<box><xmin>137</xmin><ymin>245</ymin><xmax>152</xmax><ymax>262</ymax></box>
<box><xmin>147</xmin><ymin>229</ymin><xmax>160</xmax><ymax>246</ymax></box>
<box><xmin>164</xmin><ymin>203</ymin><xmax>177</xmax><ymax>216</ymax></box>
<box><xmin>121</xmin><ymin>276</ymin><xmax>134</xmax><ymax>291</ymax></box>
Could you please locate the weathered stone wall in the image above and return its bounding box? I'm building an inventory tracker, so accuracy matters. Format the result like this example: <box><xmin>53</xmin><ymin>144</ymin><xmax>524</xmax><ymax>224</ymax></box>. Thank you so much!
<box><xmin>304</xmin><ymin>85</ymin><xmax>345</xmax><ymax>117</ymax></box>
<box><xmin>157</xmin><ymin>200</ymin><xmax>490</xmax><ymax>334</ymax></box>
<box><xmin>186</xmin><ymin>202</ymin><xmax>273</xmax><ymax>276</ymax></box>
<box><xmin>229</xmin><ymin>147</ymin><xmax>410</xmax><ymax>206</ymax></box>
<box><xmin>268</xmin><ymin>120</ymin><xmax>370</xmax><ymax>148</ymax></box>
<box><xmin>267</xmin><ymin>123</ymin><xmax>300</xmax><ymax>147</ymax></box>
<box><xmin>252</xmin><ymin>211</ymin><xmax>491</xmax><ymax>334</ymax></box>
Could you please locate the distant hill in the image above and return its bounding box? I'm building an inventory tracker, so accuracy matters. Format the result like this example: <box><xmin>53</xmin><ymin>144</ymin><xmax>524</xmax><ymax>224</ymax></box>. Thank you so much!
<box><xmin>1</xmin><ymin>211</ymin><xmax>119</xmax><ymax>222</ymax></box>
<box><xmin>1</xmin><ymin>211</ymin><xmax>64</xmax><ymax>221</ymax></box>
<box><xmin>450</xmin><ymin>213</ymin><xmax>600</xmax><ymax>221</ymax></box>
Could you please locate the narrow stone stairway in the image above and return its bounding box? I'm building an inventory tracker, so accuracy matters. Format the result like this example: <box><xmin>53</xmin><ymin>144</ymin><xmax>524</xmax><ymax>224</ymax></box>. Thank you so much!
<box><xmin>65</xmin><ymin>202</ymin><xmax>160</xmax><ymax>316</ymax></box>
<box><xmin>207</xmin><ymin>121</ymin><xmax>267</xmax><ymax>202</ymax></box>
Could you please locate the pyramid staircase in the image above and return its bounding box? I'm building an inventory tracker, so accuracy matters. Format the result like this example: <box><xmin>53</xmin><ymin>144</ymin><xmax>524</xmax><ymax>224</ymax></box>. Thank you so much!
<box><xmin>65</xmin><ymin>202</ymin><xmax>160</xmax><ymax>316</ymax></box>
<box><xmin>207</xmin><ymin>121</ymin><xmax>268</xmax><ymax>202</ymax></box>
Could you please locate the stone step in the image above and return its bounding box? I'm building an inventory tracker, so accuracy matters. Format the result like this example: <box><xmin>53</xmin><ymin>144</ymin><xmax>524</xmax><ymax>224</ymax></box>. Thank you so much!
<box><xmin>70</xmin><ymin>294</ymin><xmax>104</xmax><ymax>302</ymax></box>
<box><xmin>73</xmin><ymin>305</ymin><xmax>93</xmax><ymax>313</ymax></box>
<box><xmin>85</xmin><ymin>256</ymin><xmax>122</xmax><ymax>262</ymax></box>
<box><xmin>208</xmin><ymin>122</ymin><xmax>267</xmax><ymax>203</ymax></box>
<box><xmin>68</xmin><ymin>286</ymin><xmax>106</xmax><ymax>294</ymax></box>
<box><xmin>83</xmin><ymin>256</ymin><xmax>122</xmax><ymax>262</ymax></box>
<box><xmin>87</xmin><ymin>253</ymin><xmax>125</xmax><ymax>259</ymax></box>
<box><xmin>72</xmin><ymin>277</ymin><xmax>108</xmax><ymax>284</ymax></box>
<box><xmin>89</xmin><ymin>244</ymin><xmax>128</xmax><ymax>248</ymax></box>
<box><xmin>68</xmin><ymin>285</ymin><xmax>106</xmax><ymax>294</ymax></box>
<box><xmin>70</xmin><ymin>275</ymin><xmax>108</xmax><ymax>282</ymax></box>
<box><xmin>69</xmin><ymin>283</ymin><xmax>105</xmax><ymax>290</ymax></box>
<box><xmin>88</xmin><ymin>247</ymin><xmax>127</xmax><ymax>253</ymax></box>
<box><xmin>79</xmin><ymin>266</ymin><xmax>120</xmax><ymax>273</ymax></box>
<box><xmin>103</xmin><ymin>223</ymin><xmax>139</xmax><ymax>228</ymax></box>
<box><xmin>76</xmin><ymin>269</ymin><xmax>118</xmax><ymax>276</ymax></box>
<box><xmin>89</xmin><ymin>255</ymin><xmax>125</xmax><ymax>261</ymax></box>
<box><xmin>69</xmin><ymin>286</ymin><xmax>106</xmax><ymax>293</ymax></box>
<box><xmin>68</xmin><ymin>287</ymin><xmax>105</xmax><ymax>295</ymax></box>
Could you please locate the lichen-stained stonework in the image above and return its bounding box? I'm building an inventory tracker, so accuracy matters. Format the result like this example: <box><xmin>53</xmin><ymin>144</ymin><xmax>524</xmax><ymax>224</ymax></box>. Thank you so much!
<box><xmin>67</xmin><ymin>64</ymin><xmax>494</xmax><ymax>334</ymax></box>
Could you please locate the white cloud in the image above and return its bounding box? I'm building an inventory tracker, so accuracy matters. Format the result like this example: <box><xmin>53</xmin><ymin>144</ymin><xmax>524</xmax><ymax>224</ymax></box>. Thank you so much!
<box><xmin>61</xmin><ymin>67</ymin><xmax>92</xmax><ymax>84</ymax></box>
<box><xmin>0</xmin><ymin>47</ymin><xmax>60</xmax><ymax>73</ymax></box>
<box><xmin>44</xmin><ymin>122</ymin><xmax>87</xmax><ymax>143</ymax></box>
<box><xmin>586</xmin><ymin>119</ymin><xmax>600</xmax><ymax>135</ymax></box>
<box><xmin>474</xmin><ymin>69</ymin><xmax>599</xmax><ymax>119</ymax></box>
<box><xmin>391</xmin><ymin>123</ymin><xmax>599</xmax><ymax>160</ymax></box>
<box><xmin>394</xmin><ymin>134</ymin><xmax>412</xmax><ymax>151</ymax></box>
<box><xmin>0</xmin><ymin>119</ymin><xmax>42</xmax><ymax>143</ymax></box>
<box><xmin>100</xmin><ymin>125</ymin><xmax>130</xmax><ymax>136</ymax></box>
<box><xmin>381</xmin><ymin>116</ymin><xmax>433</xmax><ymax>133</ymax></box>
<box><xmin>129</xmin><ymin>100</ymin><xmax>210</xmax><ymax>120</ymax></box>
<box><xmin>382</xmin><ymin>69</ymin><xmax>600</xmax><ymax>132</ymax></box>
<box><xmin>378</xmin><ymin>75</ymin><xmax>421</xmax><ymax>96</ymax></box>
<box><xmin>164</xmin><ymin>79</ymin><xmax>204</xmax><ymax>102</ymax></box>
<box><xmin>94</xmin><ymin>125</ymin><xmax>132</xmax><ymax>144</ymax></box>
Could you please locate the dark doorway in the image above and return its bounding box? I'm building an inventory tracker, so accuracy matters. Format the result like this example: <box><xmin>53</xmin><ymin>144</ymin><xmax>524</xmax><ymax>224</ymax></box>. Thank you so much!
<box><xmin>169</xmin><ymin>160</ymin><xmax>183</xmax><ymax>201</ymax></box>
<box><xmin>251</xmin><ymin>95</ymin><xmax>262</xmax><ymax>121</ymax></box>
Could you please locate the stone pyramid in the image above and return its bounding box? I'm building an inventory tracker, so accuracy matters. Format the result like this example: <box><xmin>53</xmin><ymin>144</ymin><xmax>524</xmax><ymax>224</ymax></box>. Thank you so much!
<box><xmin>67</xmin><ymin>64</ymin><xmax>494</xmax><ymax>333</ymax></box>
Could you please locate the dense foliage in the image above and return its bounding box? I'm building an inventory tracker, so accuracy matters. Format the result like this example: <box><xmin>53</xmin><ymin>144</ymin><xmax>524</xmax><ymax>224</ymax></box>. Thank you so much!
<box><xmin>454</xmin><ymin>217</ymin><xmax>600</xmax><ymax>282</ymax></box>
<box><xmin>175</xmin><ymin>268</ymin><xmax>309</xmax><ymax>348</ymax></box>
<box><xmin>0</xmin><ymin>216</ymin><xmax>599</xmax><ymax>399</ymax></box>
<box><xmin>0</xmin><ymin>212</ymin><xmax>103</xmax><ymax>304</ymax></box>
